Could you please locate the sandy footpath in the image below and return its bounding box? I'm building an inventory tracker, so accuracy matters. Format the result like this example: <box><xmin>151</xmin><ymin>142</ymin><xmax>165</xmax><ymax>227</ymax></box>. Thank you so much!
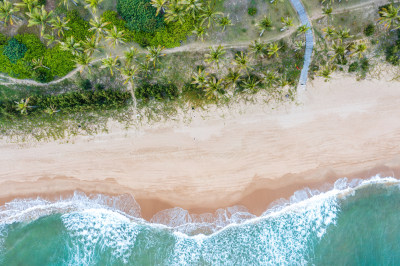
<box><xmin>1</xmin><ymin>75</ymin><xmax>400</xmax><ymax>219</ymax></box>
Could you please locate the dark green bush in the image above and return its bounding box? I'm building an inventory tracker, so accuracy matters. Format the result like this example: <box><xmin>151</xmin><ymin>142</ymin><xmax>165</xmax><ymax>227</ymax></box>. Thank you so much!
<box><xmin>348</xmin><ymin>61</ymin><xmax>359</xmax><ymax>72</ymax></box>
<box><xmin>135</xmin><ymin>84</ymin><xmax>178</xmax><ymax>102</ymax></box>
<box><xmin>3</xmin><ymin>38</ymin><xmax>28</xmax><ymax>63</ymax></box>
<box><xmin>360</xmin><ymin>58</ymin><xmax>370</xmax><ymax>72</ymax></box>
<box><xmin>248</xmin><ymin>7</ymin><xmax>257</xmax><ymax>16</ymax></box>
<box><xmin>364</xmin><ymin>24</ymin><xmax>375</xmax><ymax>37</ymax></box>
<box><xmin>117</xmin><ymin>0</ymin><xmax>164</xmax><ymax>33</ymax></box>
<box><xmin>63</xmin><ymin>10</ymin><xmax>91</xmax><ymax>41</ymax></box>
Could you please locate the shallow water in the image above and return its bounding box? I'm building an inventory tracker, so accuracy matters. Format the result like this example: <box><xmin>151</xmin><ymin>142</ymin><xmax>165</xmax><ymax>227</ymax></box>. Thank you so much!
<box><xmin>0</xmin><ymin>176</ymin><xmax>399</xmax><ymax>265</ymax></box>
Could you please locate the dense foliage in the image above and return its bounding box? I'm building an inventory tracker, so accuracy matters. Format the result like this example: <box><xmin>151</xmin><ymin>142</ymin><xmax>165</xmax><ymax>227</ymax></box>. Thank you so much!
<box><xmin>3</xmin><ymin>38</ymin><xmax>27</xmax><ymax>64</ymax></box>
<box><xmin>117</xmin><ymin>0</ymin><xmax>164</xmax><ymax>33</ymax></box>
<box><xmin>364</xmin><ymin>24</ymin><xmax>375</xmax><ymax>37</ymax></box>
<box><xmin>135</xmin><ymin>84</ymin><xmax>179</xmax><ymax>102</ymax></box>
<box><xmin>386</xmin><ymin>31</ymin><xmax>400</xmax><ymax>65</ymax></box>
<box><xmin>63</xmin><ymin>11</ymin><xmax>91</xmax><ymax>41</ymax></box>
<box><xmin>0</xmin><ymin>34</ymin><xmax>75</xmax><ymax>82</ymax></box>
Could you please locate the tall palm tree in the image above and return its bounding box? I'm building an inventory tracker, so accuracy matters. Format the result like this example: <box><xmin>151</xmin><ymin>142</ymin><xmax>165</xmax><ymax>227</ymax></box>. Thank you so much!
<box><xmin>84</xmin><ymin>0</ymin><xmax>103</xmax><ymax>14</ymax></box>
<box><xmin>280</xmin><ymin>16</ymin><xmax>293</xmax><ymax>30</ymax></box>
<box><xmin>219</xmin><ymin>16</ymin><xmax>232</xmax><ymax>31</ymax></box>
<box><xmin>192</xmin><ymin>25</ymin><xmax>207</xmax><ymax>41</ymax></box>
<box><xmin>262</xmin><ymin>71</ymin><xmax>278</xmax><ymax>88</ymax></box>
<box><xmin>101</xmin><ymin>55</ymin><xmax>119</xmax><ymax>76</ymax></box>
<box><xmin>146</xmin><ymin>45</ymin><xmax>166</xmax><ymax>67</ymax></box>
<box><xmin>232</xmin><ymin>52</ymin><xmax>252</xmax><ymax>74</ymax></box>
<box><xmin>165</xmin><ymin>2</ymin><xmax>186</xmax><ymax>24</ymax></box>
<box><xmin>266</xmin><ymin>42</ymin><xmax>281</xmax><ymax>58</ymax></box>
<box><xmin>191</xmin><ymin>68</ymin><xmax>209</xmax><ymax>88</ymax></box>
<box><xmin>50</xmin><ymin>16</ymin><xmax>70</xmax><ymax>37</ymax></box>
<box><xmin>224</xmin><ymin>68</ymin><xmax>241</xmax><ymax>90</ymax></box>
<box><xmin>151</xmin><ymin>0</ymin><xmax>168</xmax><ymax>16</ymax></box>
<box><xmin>297</xmin><ymin>24</ymin><xmax>311</xmax><ymax>36</ymax></box>
<box><xmin>185</xmin><ymin>0</ymin><xmax>203</xmax><ymax>19</ymax></box>
<box><xmin>74</xmin><ymin>52</ymin><xmax>93</xmax><ymax>73</ymax></box>
<box><xmin>249</xmin><ymin>40</ymin><xmax>266</xmax><ymax>59</ymax></box>
<box><xmin>200</xmin><ymin>1</ymin><xmax>223</xmax><ymax>28</ymax></box>
<box><xmin>89</xmin><ymin>17</ymin><xmax>110</xmax><ymax>39</ymax></box>
<box><xmin>241</xmin><ymin>77</ymin><xmax>260</xmax><ymax>93</ymax></box>
<box><xmin>319</xmin><ymin>64</ymin><xmax>335</xmax><ymax>81</ymax></box>
<box><xmin>335</xmin><ymin>27</ymin><xmax>352</xmax><ymax>42</ymax></box>
<box><xmin>378</xmin><ymin>4</ymin><xmax>400</xmax><ymax>30</ymax></box>
<box><xmin>205</xmin><ymin>45</ymin><xmax>225</xmax><ymax>69</ymax></box>
<box><xmin>59</xmin><ymin>36</ymin><xmax>83</xmax><ymax>55</ymax></box>
<box><xmin>60</xmin><ymin>0</ymin><xmax>78</xmax><ymax>10</ymax></box>
<box><xmin>204</xmin><ymin>77</ymin><xmax>224</xmax><ymax>99</ymax></box>
<box><xmin>82</xmin><ymin>35</ymin><xmax>100</xmax><ymax>56</ymax></box>
<box><xmin>257</xmin><ymin>16</ymin><xmax>272</xmax><ymax>36</ymax></box>
<box><xmin>0</xmin><ymin>0</ymin><xmax>20</xmax><ymax>26</ymax></box>
<box><xmin>105</xmin><ymin>26</ymin><xmax>126</xmax><ymax>48</ymax></box>
<box><xmin>322</xmin><ymin>6</ymin><xmax>333</xmax><ymax>18</ymax></box>
<box><xmin>26</xmin><ymin>6</ymin><xmax>53</xmax><ymax>36</ymax></box>
<box><xmin>15</xmin><ymin>0</ymin><xmax>38</xmax><ymax>12</ymax></box>
<box><xmin>15</xmin><ymin>98</ymin><xmax>32</xmax><ymax>115</ymax></box>
<box><xmin>293</xmin><ymin>40</ymin><xmax>305</xmax><ymax>51</ymax></box>
<box><xmin>120</xmin><ymin>65</ymin><xmax>139</xmax><ymax>106</ymax></box>
<box><xmin>330</xmin><ymin>43</ymin><xmax>346</xmax><ymax>63</ymax></box>
<box><xmin>351</xmin><ymin>42</ymin><xmax>367</xmax><ymax>59</ymax></box>
<box><xmin>322</xmin><ymin>26</ymin><xmax>336</xmax><ymax>41</ymax></box>
<box><xmin>124</xmin><ymin>47</ymin><xmax>139</xmax><ymax>66</ymax></box>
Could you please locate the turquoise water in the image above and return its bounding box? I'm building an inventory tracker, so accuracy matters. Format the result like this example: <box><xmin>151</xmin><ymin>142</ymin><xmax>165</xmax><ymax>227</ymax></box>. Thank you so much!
<box><xmin>0</xmin><ymin>177</ymin><xmax>399</xmax><ymax>265</ymax></box>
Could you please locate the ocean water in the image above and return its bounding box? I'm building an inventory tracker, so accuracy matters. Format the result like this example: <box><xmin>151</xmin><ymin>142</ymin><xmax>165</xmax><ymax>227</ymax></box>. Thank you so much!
<box><xmin>0</xmin><ymin>176</ymin><xmax>399</xmax><ymax>265</ymax></box>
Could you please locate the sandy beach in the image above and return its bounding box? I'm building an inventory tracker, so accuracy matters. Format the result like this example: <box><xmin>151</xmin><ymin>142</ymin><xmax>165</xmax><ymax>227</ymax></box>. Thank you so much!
<box><xmin>1</xmin><ymin>75</ymin><xmax>400</xmax><ymax>220</ymax></box>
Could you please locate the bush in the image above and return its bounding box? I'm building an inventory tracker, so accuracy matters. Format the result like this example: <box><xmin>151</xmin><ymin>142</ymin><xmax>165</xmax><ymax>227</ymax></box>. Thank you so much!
<box><xmin>348</xmin><ymin>61</ymin><xmax>359</xmax><ymax>72</ymax></box>
<box><xmin>248</xmin><ymin>7</ymin><xmax>257</xmax><ymax>16</ymax></box>
<box><xmin>360</xmin><ymin>58</ymin><xmax>370</xmax><ymax>72</ymax></box>
<box><xmin>135</xmin><ymin>84</ymin><xmax>178</xmax><ymax>102</ymax></box>
<box><xmin>117</xmin><ymin>0</ymin><xmax>164</xmax><ymax>33</ymax></box>
<box><xmin>63</xmin><ymin>10</ymin><xmax>91</xmax><ymax>41</ymax></box>
<box><xmin>364</xmin><ymin>24</ymin><xmax>375</xmax><ymax>37</ymax></box>
<box><xmin>3</xmin><ymin>38</ymin><xmax>28</xmax><ymax>63</ymax></box>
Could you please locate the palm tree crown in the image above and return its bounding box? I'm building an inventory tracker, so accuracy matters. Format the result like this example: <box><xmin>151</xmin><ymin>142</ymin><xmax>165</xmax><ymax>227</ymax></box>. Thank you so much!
<box><xmin>26</xmin><ymin>5</ymin><xmax>53</xmax><ymax>36</ymax></box>
<box><xmin>205</xmin><ymin>45</ymin><xmax>226</xmax><ymax>69</ymax></box>
<box><xmin>0</xmin><ymin>0</ymin><xmax>20</xmax><ymax>26</ymax></box>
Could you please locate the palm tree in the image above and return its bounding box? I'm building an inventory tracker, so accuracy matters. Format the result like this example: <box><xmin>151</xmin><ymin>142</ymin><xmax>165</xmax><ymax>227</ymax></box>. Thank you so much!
<box><xmin>44</xmin><ymin>105</ymin><xmax>60</xmax><ymax>115</ymax></box>
<box><xmin>82</xmin><ymin>35</ymin><xmax>100</xmax><ymax>56</ymax></box>
<box><xmin>322</xmin><ymin>6</ymin><xmax>333</xmax><ymax>18</ymax></box>
<box><xmin>101</xmin><ymin>55</ymin><xmax>119</xmax><ymax>76</ymax></box>
<box><xmin>105</xmin><ymin>26</ymin><xmax>125</xmax><ymax>48</ymax></box>
<box><xmin>26</xmin><ymin>6</ymin><xmax>53</xmax><ymax>36</ymax></box>
<box><xmin>191</xmin><ymin>68</ymin><xmax>209</xmax><ymax>88</ymax></box>
<box><xmin>266</xmin><ymin>42</ymin><xmax>281</xmax><ymax>58</ymax></box>
<box><xmin>204</xmin><ymin>77</ymin><xmax>224</xmax><ymax>99</ymax></box>
<box><xmin>319</xmin><ymin>64</ymin><xmax>335</xmax><ymax>81</ymax></box>
<box><xmin>0</xmin><ymin>0</ymin><xmax>20</xmax><ymax>26</ymax></box>
<box><xmin>262</xmin><ymin>71</ymin><xmax>278</xmax><ymax>88</ymax></box>
<box><xmin>224</xmin><ymin>68</ymin><xmax>241</xmax><ymax>90</ymax></box>
<box><xmin>322</xmin><ymin>26</ymin><xmax>336</xmax><ymax>41</ymax></box>
<box><xmin>15</xmin><ymin>0</ymin><xmax>38</xmax><ymax>12</ymax></box>
<box><xmin>321</xmin><ymin>0</ymin><xmax>335</xmax><ymax>4</ymax></box>
<box><xmin>232</xmin><ymin>52</ymin><xmax>252</xmax><ymax>74</ymax></box>
<box><xmin>297</xmin><ymin>24</ymin><xmax>311</xmax><ymax>36</ymax></box>
<box><xmin>335</xmin><ymin>27</ymin><xmax>353</xmax><ymax>42</ymax></box>
<box><xmin>59</xmin><ymin>36</ymin><xmax>83</xmax><ymax>55</ymax></box>
<box><xmin>15</xmin><ymin>98</ymin><xmax>32</xmax><ymax>115</ymax></box>
<box><xmin>378</xmin><ymin>4</ymin><xmax>400</xmax><ymax>30</ymax></box>
<box><xmin>351</xmin><ymin>42</ymin><xmax>367</xmax><ymax>59</ymax></box>
<box><xmin>249</xmin><ymin>40</ymin><xmax>266</xmax><ymax>59</ymax></box>
<box><xmin>219</xmin><ymin>16</ymin><xmax>232</xmax><ymax>31</ymax></box>
<box><xmin>165</xmin><ymin>3</ymin><xmax>186</xmax><ymax>24</ymax></box>
<box><xmin>330</xmin><ymin>43</ymin><xmax>346</xmax><ymax>63</ymax></box>
<box><xmin>293</xmin><ymin>40</ymin><xmax>305</xmax><ymax>51</ymax></box>
<box><xmin>89</xmin><ymin>17</ymin><xmax>110</xmax><ymax>39</ymax></box>
<box><xmin>43</xmin><ymin>33</ymin><xmax>56</xmax><ymax>46</ymax></box>
<box><xmin>280</xmin><ymin>16</ymin><xmax>293</xmax><ymax>30</ymax></box>
<box><xmin>32</xmin><ymin>57</ymin><xmax>49</xmax><ymax>70</ymax></box>
<box><xmin>192</xmin><ymin>25</ymin><xmax>208</xmax><ymax>41</ymax></box>
<box><xmin>139</xmin><ymin>61</ymin><xmax>151</xmax><ymax>78</ymax></box>
<box><xmin>241</xmin><ymin>77</ymin><xmax>260</xmax><ymax>93</ymax></box>
<box><xmin>120</xmin><ymin>65</ymin><xmax>139</xmax><ymax>106</ymax></box>
<box><xmin>257</xmin><ymin>16</ymin><xmax>272</xmax><ymax>36</ymax></box>
<box><xmin>60</xmin><ymin>0</ymin><xmax>78</xmax><ymax>9</ymax></box>
<box><xmin>84</xmin><ymin>0</ymin><xmax>103</xmax><ymax>14</ymax></box>
<box><xmin>124</xmin><ymin>47</ymin><xmax>139</xmax><ymax>66</ymax></box>
<box><xmin>50</xmin><ymin>16</ymin><xmax>70</xmax><ymax>37</ymax></box>
<box><xmin>146</xmin><ymin>45</ymin><xmax>166</xmax><ymax>67</ymax></box>
<box><xmin>200</xmin><ymin>2</ymin><xmax>223</xmax><ymax>28</ymax></box>
<box><xmin>205</xmin><ymin>45</ymin><xmax>225</xmax><ymax>69</ymax></box>
<box><xmin>151</xmin><ymin>0</ymin><xmax>168</xmax><ymax>16</ymax></box>
<box><xmin>74</xmin><ymin>52</ymin><xmax>93</xmax><ymax>73</ymax></box>
<box><xmin>185</xmin><ymin>0</ymin><xmax>203</xmax><ymax>19</ymax></box>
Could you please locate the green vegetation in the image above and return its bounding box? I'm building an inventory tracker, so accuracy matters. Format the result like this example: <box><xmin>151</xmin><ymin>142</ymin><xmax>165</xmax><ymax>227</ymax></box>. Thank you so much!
<box><xmin>248</xmin><ymin>8</ymin><xmax>257</xmax><ymax>17</ymax></box>
<box><xmin>3</xmin><ymin>38</ymin><xmax>28</xmax><ymax>63</ymax></box>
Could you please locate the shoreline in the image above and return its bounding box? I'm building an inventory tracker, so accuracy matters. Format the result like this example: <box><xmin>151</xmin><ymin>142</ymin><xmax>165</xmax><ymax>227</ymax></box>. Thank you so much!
<box><xmin>1</xmin><ymin>75</ymin><xmax>400</xmax><ymax>221</ymax></box>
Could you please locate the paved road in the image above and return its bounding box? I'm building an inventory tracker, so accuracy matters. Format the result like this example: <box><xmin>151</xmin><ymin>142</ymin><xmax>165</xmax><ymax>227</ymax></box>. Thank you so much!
<box><xmin>289</xmin><ymin>0</ymin><xmax>314</xmax><ymax>90</ymax></box>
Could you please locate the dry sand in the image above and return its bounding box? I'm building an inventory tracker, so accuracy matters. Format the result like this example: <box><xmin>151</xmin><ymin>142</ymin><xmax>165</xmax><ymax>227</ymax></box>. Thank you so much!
<box><xmin>1</xmin><ymin>75</ymin><xmax>400</xmax><ymax>220</ymax></box>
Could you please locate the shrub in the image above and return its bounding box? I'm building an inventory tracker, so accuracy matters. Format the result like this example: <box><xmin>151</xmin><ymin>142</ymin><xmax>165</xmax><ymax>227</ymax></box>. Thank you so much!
<box><xmin>63</xmin><ymin>10</ymin><xmax>91</xmax><ymax>41</ymax></box>
<box><xmin>248</xmin><ymin>7</ymin><xmax>257</xmax><ymax>16</ymax></box>
<box><xmin>117</xmin><ymin>0</ymin><xmax>164</xmax><ymax>33</ymax></box>
<box><xmin>386</xmin><ymin>44</ymin><xmax>400</xmax><ymax>65</ymax></box>
<box><xmin>364</xmin><ymin>24</ymin><xmax>375</xmax><ymax>37</ymax></box>
<box><xmin>360</xmin><ymin>58</ymin><xmax>370</xmax><ymax>72</ymax></box>
<box><xmin>101</xmin><ymin>11</ymin><xmax>136</xmax><ymax>42</ymax></box>
<box><xmin>3</xmin><ymin>38</ymin><xmax>28</xmax><ymax>63</ymax></box>
<box><xmin>348</xmin><ymin>61</ymin><xmax>359</xmax><ymax>72</ymax></box>
<box><xmin>135</xmin><ymin>84</ymin><xmax>178</xmax><ymax>102</ymax></box>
